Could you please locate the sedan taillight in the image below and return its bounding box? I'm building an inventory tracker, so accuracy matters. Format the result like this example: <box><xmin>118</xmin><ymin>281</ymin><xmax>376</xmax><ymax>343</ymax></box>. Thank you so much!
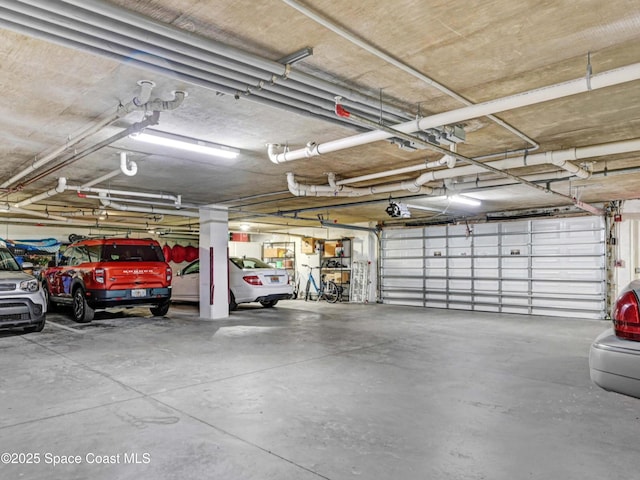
<box><xmin>613</xmin><ymin>289</ymin><xmax>640</xmax><ymax>340</ymax></box>
<box><xmin>243</xmin><ymin>275</ymin><xmax>262</xmax><ymax>286</ymax></box>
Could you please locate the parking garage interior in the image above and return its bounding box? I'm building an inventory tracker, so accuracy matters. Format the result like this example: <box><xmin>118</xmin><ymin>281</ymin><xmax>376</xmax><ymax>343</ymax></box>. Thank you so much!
<box><xmin>2</xmin><ymin>1</ymin><xmax>640</xmax><ymax>479</ymax></box>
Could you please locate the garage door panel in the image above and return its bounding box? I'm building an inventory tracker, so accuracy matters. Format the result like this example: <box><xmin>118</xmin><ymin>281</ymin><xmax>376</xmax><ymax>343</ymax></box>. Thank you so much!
<box><xmin>381</xmin><ymin>216</ymin><xmax>606</xmax><ymax>319</ymax></box>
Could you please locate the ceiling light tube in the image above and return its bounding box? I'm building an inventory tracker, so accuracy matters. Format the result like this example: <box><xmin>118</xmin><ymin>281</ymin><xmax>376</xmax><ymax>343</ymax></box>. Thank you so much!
<box><xmin>449</xmin><ymin>195</ymin><xmax>481</xmax><ymax>206</ymax></box>
<box><xmin>130</xmin><ymin>130</ymin><xmax>239</xmax><ymax>159</ymax></box>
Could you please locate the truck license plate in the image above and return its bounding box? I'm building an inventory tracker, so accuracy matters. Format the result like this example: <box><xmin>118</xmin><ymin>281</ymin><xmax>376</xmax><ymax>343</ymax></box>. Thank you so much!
<box><xmin>131</xmin><ymin>288</ymin><xmax>146</xmax><ymax>297</ymax></box>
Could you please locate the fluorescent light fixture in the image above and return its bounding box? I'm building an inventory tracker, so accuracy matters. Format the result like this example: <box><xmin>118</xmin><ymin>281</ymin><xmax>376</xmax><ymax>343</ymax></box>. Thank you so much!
<box><xmin>449</xmin><ymin>195</ymin><xmax>481</xmax><ymax>207</ymax></box>
<box><xmin>240</xmin><ymin>223</ymin><xmax>250</xmax><ymax>231</ymax></box>
<box><xmin>130</xmin><ymin>130</ymin><xmax>239</xmax><ymax>159</ymax></box>
<box><xmin>406</xmin><ymin>203</ymin><xmax>442</xmax><ymax>213</ymax></box>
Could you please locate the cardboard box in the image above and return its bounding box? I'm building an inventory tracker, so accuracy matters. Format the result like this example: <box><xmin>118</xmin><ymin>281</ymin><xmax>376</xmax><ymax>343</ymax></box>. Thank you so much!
<box><xmin>301</xmin><ymin>237</ymin><xmax>315</xmax><ymax>254</ymax></box>
<box><xmin>324</xmin><ymin>272</ymin><xmax>350</xmax><ymax>283</ymax></box>
<box><xmin>324</xmin><ymin>241</ymin><xmax>340</xmax><ymax>257</ymax></box>
<box><xmin>263</xmin><ymin>247</ymin><xmax>279</xmax><ymax>258</ymax></box>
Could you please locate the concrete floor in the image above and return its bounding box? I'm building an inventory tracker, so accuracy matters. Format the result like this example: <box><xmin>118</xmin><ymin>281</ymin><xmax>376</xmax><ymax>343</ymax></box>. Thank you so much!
<box><xmin>1</xmin><ymin>300</ymin><xmax>638</xmax><ymax>480</ymax></box>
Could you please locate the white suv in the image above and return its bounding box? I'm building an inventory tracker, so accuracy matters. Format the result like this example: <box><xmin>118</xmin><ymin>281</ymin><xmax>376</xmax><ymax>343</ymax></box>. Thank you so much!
<box><xmin>0</xmin><ymin>243</ymin><xmax>46</xmax><ymax>333</ymax></box>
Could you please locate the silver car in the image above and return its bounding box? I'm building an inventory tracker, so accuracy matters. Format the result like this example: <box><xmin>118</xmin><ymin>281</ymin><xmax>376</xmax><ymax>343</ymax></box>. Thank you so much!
<box><xmin>589</xmin><ymin>280</ymin><xmax>640</xmax><ymax>399</ymax></box>
<box><xmin>0</xmin><ymin>245</ymin><xmax>46</xmax><ymax>333</ymax></box>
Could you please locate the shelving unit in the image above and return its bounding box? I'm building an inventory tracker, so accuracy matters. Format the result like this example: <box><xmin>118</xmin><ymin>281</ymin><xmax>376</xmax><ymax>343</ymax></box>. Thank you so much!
<box><xmin>319</xmin><ymin>238</ymin><xmax>351</xmax><ymax>302</ymax></box>
<box><xmin>262</xmin><ymin>241</ymin><xmax>296</xmax><ymax>278</ymax></box>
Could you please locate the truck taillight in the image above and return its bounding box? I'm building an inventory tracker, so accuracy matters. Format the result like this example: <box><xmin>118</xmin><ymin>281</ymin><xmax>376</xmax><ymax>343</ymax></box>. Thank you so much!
<box><xmin>166</xmin><ymin>267</ymin><xmax>172</xmax><ymax>283</ymax></box>
<box><xmin>613</xmin><ymin>290</ymin><xmax>640</xmax><ymax>341</ymax></box>
<box><xmin>243</xmin><ymin>275</ymin><xmax>262</xmax><ymax>286</ymax></box>
<box><xmin>95</xmin><ymin>268</ymin><xmax>105</xmax><ymax>284</ymax></box>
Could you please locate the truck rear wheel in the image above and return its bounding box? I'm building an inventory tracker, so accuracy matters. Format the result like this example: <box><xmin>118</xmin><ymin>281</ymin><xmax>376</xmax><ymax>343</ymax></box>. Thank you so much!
<box><xmin>73</xmin><ymin>287</ymin><xmax>94</xmax><ymax>323</ymax></box>
<box><xmin>150</xmin><ymin>300</ymin><xmax>170</xmax><ymax>317</ymax></box>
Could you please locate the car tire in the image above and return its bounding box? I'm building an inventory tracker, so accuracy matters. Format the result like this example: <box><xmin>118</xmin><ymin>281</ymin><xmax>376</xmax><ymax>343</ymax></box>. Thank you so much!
<box><xmin>150</xmin><ymin>300</ymin><xmax>170</xmax><ymax>317</ymax></box>
<box><xmin>43</xmin><ymin>283</ymin><xmax>56</xmax><ymax>312</ymax></box>
<box><xmin>73</xmin><ymin>287</ymin><xmax>94</xmax><ymax>323</ymax></box>
<box><xmin>24</xmin><ymin>320</ymin><xmax>45</xmax><ymax>333</ymax></box>
<box><xmin>260</xmin><ymin>300</ymin><xmax>278</xmax><ymax>308</ymax></box>
<box><xmin>229</xmin><ymin>291</ymin><xmax>238</xmax><ymax>311</ymax></box>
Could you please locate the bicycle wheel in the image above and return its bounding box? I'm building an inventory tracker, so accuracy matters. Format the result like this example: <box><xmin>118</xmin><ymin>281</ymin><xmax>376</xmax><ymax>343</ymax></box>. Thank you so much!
<box><xmin>323</xmin><ymin>281</ymin><xmax>339</xmax><ymax>303</ymax></box>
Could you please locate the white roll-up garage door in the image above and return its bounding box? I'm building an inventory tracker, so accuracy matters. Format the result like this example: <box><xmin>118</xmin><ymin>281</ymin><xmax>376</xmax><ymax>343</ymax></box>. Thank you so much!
<box><xmin>381</xmin><ymin>216</ymin><xmax>606</xmax><ymax>319</ymax></box>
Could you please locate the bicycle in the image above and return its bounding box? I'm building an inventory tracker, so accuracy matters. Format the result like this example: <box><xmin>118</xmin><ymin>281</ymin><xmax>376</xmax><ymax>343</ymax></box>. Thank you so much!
<box><xmin>302</xmin><ymin>264</ymin><xmax>341</xmax><ymax>303</ymax></box>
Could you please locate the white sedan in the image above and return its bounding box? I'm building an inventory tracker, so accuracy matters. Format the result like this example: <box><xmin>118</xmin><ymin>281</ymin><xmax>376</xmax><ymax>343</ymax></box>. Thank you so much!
<box><xmin>171</xmin><ymin>257</ymin><xmax>293</xmax><ymax>310</ymax></box>
<box><xmin>589</xmin><ymin>279</ymin><xmax>640</xmax><ymax>399</ymax></box>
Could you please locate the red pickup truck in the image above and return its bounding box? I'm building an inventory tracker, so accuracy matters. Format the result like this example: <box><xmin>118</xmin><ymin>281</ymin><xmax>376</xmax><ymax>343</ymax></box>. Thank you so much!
<box><xmin>42</xmin><ymin>237</ymin><xmax>172</xmax><ymax>322</ymax></box>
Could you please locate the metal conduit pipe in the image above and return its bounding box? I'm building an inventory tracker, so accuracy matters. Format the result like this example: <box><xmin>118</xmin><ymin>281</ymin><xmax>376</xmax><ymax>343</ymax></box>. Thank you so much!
<box><xmin>98</xmin><ymin>193</ymin><xmax>199</xmax><ymax>217</ymax></box>
<box><xmin>20</xmin><ymin>110</ymin><xmax>163</xmax><ymax>187</ymax></box>
<box><xmin>80</xmin><ymin>194</ymin><xmax>185</xmax><ymax>209</ymax></box>
<box><xmin>0</xmin><ymin>29</ymin><xmax>186</xmax><ymax>189</ymax></box>
<box><xmin>7</xmin><ymin>0</ymin><xmax>413</xmax><ymax>126</ymax></box>
<box><xmin>58</xmin><ymin>0</ymin><xmax>416</xmax><ymax>122</ymax></box>
<box><xmin>9</xmin><ymin>0</ymin><xmax>410</xmax><ymax>127</ymax></box>
<box><xmin>14</xmin><ymin>177</ymin><xmax>67</xmax><ymax>208</ymax></box>
<box><xmin>0</xmin><ymin>3</ymin><xmax>407</xmax><ymax>130</ymax></box>
<box><xmin>0</xmin><ymin>214</ymin><xmax>193</xmax><ymax>232</ymax></box>
<box><xmin>70</xmin><ymin>186</ymin><xmax>181</xmax><ymax>205</ymax></box>
<box><xmin>0</xmin><ymin>13</ymin><xmax>372</xmax><ymax>134</ymax></box>
<box><xmin>280</xmin><ymin>0</ymin><xmax>538</xmax><ymax>151</ymax></box>
<box><xmin>268</xmin><ymin>62</ymin><xmax>640</xmax><ymax>163</ymax></box>
<box><xmin>9</xmin><ymin>206</ymin><xmax>70</xmax><ymax>222</ymax></box>
<box><xmin>0</xmin><ymin>12</ymin><xmax>405</xmax><ymax>142</ymax></box>
<box><xmin>0</xmin><ymin>75</ymin><xmax>146</xmax><ymax>189</ymax></box>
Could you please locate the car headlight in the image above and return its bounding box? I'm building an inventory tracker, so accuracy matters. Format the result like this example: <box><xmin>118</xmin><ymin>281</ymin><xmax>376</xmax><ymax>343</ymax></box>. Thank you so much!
<box><xmin>19</xmin><ymin>279</ymin><xmax>39</xmax><ymax>292</ymax></box>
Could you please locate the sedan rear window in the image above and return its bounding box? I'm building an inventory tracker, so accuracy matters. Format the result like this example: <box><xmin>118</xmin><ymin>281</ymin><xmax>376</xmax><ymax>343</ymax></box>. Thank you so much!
<box><xmin>230</xmin><ymin>257</ymin><xmax>272</xmax><ymax>269</ymax></box>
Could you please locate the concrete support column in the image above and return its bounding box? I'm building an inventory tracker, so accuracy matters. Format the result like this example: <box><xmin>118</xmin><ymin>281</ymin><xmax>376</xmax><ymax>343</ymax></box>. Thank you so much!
<box><xmin>198</xmin><ymin>206</ymin><xmax>229</xmax><ymax>319</ymax></box>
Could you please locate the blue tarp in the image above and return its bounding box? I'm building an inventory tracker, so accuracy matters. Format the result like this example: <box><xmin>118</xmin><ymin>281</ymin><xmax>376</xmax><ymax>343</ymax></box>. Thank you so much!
<box><xmin>1</xmin><ymin>237</ymin><xmax>62</xmax><ymax>253</ymax></box>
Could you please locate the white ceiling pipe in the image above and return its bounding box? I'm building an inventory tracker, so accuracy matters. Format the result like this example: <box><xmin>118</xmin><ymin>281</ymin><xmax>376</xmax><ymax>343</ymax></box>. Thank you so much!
<box><xmin>337</xmin><ymin>137</ymin><xmax>640</xmax><ymax>191</ymax></box>
<box><xmin>70</xmin><ymin>185</ymin><xmax>181</xmax><ymax>205</ymax></box>
<box><xmin>1</xmin><ymin>80</ymin><xmax>157</xmax><ymax>189</ymax></box>
<box><xmin>14</xmin><ymin>177</ymin><xmax>67</xmax><ymax>208</ymax></box>
<box><xmin>444</xmin><ymin>171</ymin><xmax>577</xmax><ymax>193</ymax></box>
<box><xmin>79</xmin><ymin>168</ymin><xmax>122</xmax><ymax>188</ymax></box>
<box><xmin>411</xmin><ymin>138</ymin><xmax>640</xmax><ymax>188</ymax></box>
<box><xmin>0</xmin><ymin>215</ymin><xmax>192</xmax><ymax>232</ymax></box>
<box><xmin>286</xmin><ymin>172</ymin><xmax>434</xmax><ymax>197</ymax></box>
<box><xmin>80</xmin><ymin>194</ymin><xmax>185</xmax><ymax>209</ymax></box>
<box><xmin>268</xmin><ymin>62</ymin><xmax>640</xmax><ymax>164</ymax></box>
<box><xmin>98</xmin><ymin>193</ymin><xmax>199</xmax><ymax>217</ymax></box>
<box><xmin>280</xmin><ymin>0</ymin><xmax>538</xmax><ymax>151</ymax></box>
<box><xmin>9</xmin><ymin>206</ymin><xmax>70</xmax><ymax>222</ymax></box>
<box><xmin>120</xmin><ymin>151</ymin><xmax>137</xmax><ymax>176</ymax></box>
<box><xmin>336</xmin><ymin>150</ymin><xmax>456</xmax><ymax>186</ymax></box>
<box><xmin>287</xmin><ymin>137</ymin><xmax>640</xmax><ymax>199</ymax></box>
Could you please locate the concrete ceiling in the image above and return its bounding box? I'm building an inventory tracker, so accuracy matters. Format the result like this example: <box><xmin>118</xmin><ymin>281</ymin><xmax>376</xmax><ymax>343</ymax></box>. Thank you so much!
<box><xmin>1</xmin><ymin>0</ymin><xmax>640</xmax><ymax>237</ymax></box>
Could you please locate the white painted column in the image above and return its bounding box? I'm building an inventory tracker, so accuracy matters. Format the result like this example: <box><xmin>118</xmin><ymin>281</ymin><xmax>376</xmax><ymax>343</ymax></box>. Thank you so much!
<box><xmin>198</xmin><ymin>205</ymin><xmax>229</xmax><ymax>319</ymax></box>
